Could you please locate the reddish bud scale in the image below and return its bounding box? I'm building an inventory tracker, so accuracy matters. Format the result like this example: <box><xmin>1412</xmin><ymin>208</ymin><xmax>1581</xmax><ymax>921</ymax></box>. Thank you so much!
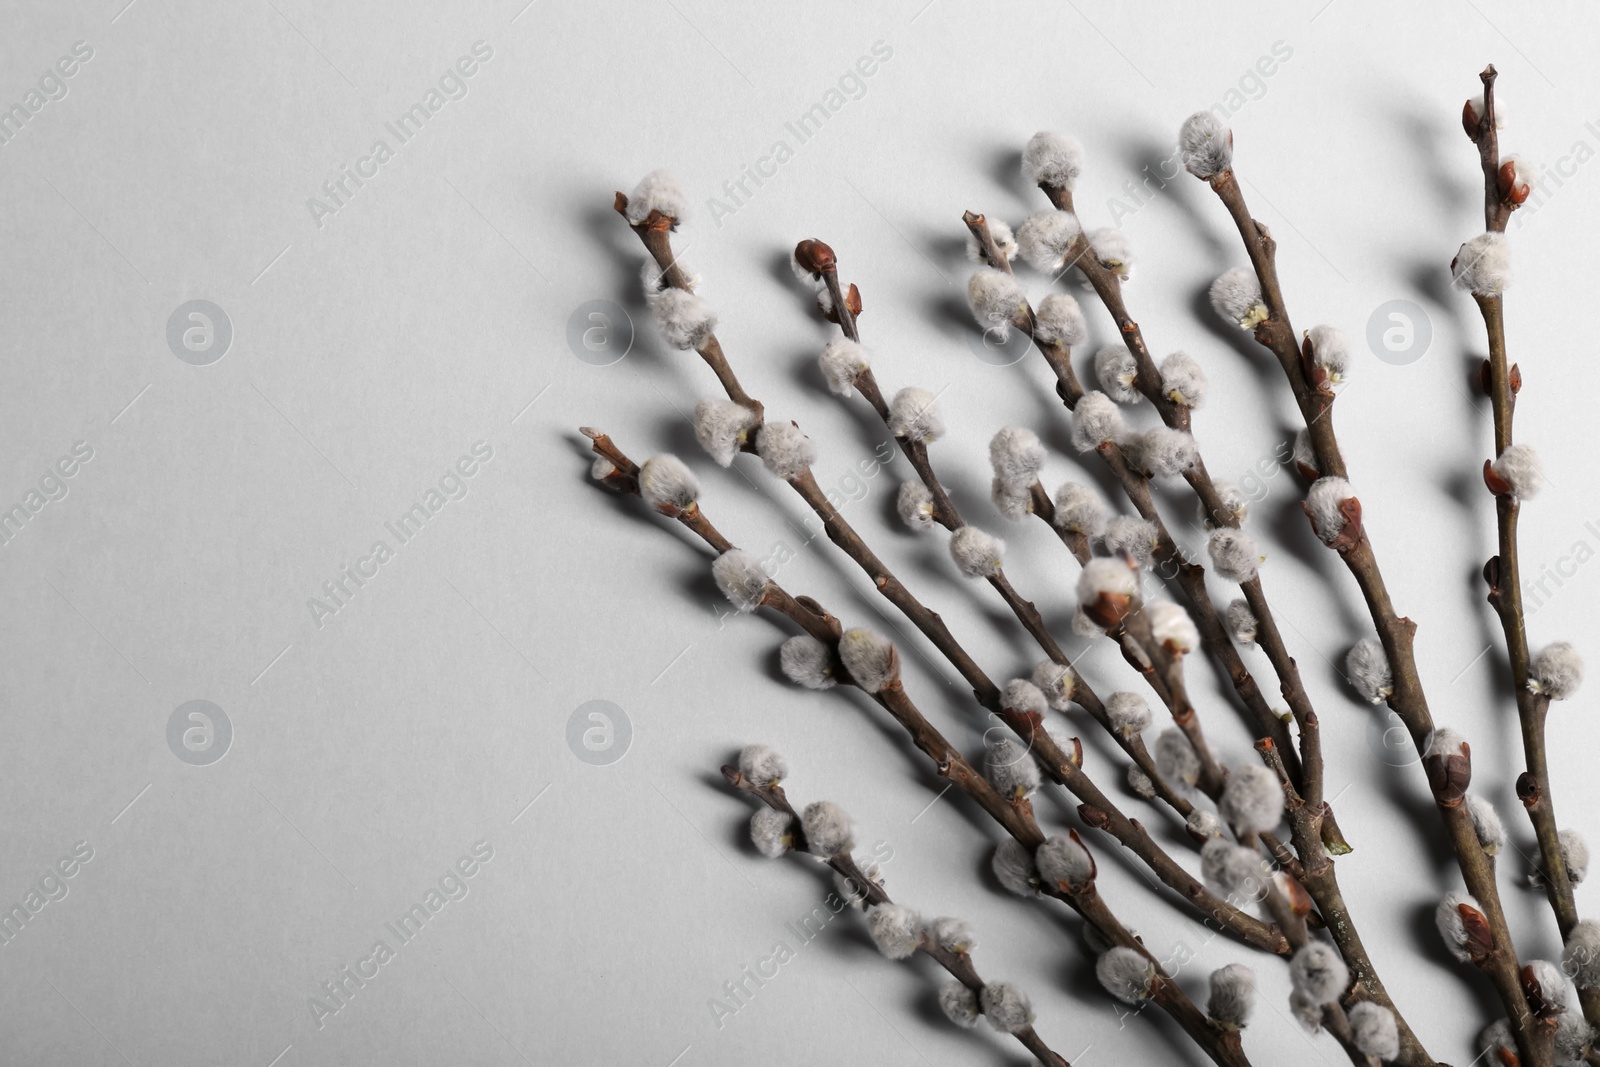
<box><xmin>793</xmin><ymin>238</ymin><xmax>835</xmax><ymax>275</ymax></box>
<box><xmin>1461</xmin><ymin>903</ymin><xmax>1495</xmax><ymax>962</ymax></box>
<box><xmin>1498</xmin><ymin>160</ymin><xmax>1530</xmax><ymax>204</ymax></box>
<box><xmin>1483</xmin><ymin>459</ymin><xmax>1514</xmax><ymax>497</ymax></box>
<box><xmin>1084</xmin><ymin>592</ymin><xmax>1133</xmax><ymax>630</ymax></box>
<box><xmin>1425</xmin><ymin>742</ymin><xmax>1472</xmax><ymax>806</ymax></box>
<box><xmin>1516</xmin><ymin>771</ymin><xmax>1541</xmax><ymax>808</ymax></box>
<box><xmin>1462</xmin><ymin>100</ymin><xmax>1481</xmax><ymax>140</ymax></box>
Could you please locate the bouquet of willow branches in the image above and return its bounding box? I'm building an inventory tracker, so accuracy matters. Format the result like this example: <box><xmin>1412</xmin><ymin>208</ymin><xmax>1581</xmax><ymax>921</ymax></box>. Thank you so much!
<box><xmin>583</xmin><ymin>65</ymin><xmax>1594</xmax><ymax>1067</ymax></box>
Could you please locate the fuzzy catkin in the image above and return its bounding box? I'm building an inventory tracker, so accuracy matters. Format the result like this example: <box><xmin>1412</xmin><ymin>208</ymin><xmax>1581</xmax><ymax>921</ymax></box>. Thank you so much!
<box><xmin>985</xmin><ymin>738</ymin><xmax>1041</xmax><ymax>800</ymax></box>
<box><xmin>990</xmin><ymin>427</ymin><xmax>1046</xmax><ymax>493</ymax></box>
<box><xmin>896</xmin><ymin>481</ymin><xmax>935</xmax><ymax>531</ymax></box>
<box><xmin>929</xmin><ymin>916</ymin><xmax>977</xmax><ymax>955</ymax></box>
<box><xmin>1187</xmin><ymin>809</ymin><xmax>1222</xmax><ymax>840</ymax></box>
<box><xmin>1035</xmin><ymin>835</ymin><xmax>1094</xmax><ymax>891</ymax></box>
<box><xmin>1452</xmin><ymin>232</ymin><xmax>1511</xmax><ymax>294</ymax></box>
<box><xmin>1346</xmin><ymin>638</ymin><xmax>1393</xmax><ymax>703</ymax></box>
<box><xmin>1149</xmin><ymin>601</ymin><xmax>1199</xmax><ymax>654</ymax></box>
<box><xmin>1348</xmin><ymin>1002</ymin><xmax>1400</xmax><ymax>1061</ymax></box>
<box><xmin>1002</xmin><ymin>678</ymin><xmax>1049</xmax><ymax>716</ymax></box>
<box><xmin>1070</xmin><ymin>391</ymin><xmax>1125</xmax><ymax>452</ymax></box>
<box><xmin>1203</xmin><ymin>482</ymin><xmax>1250</xmax><ymax>528</ymax></box>
<box><xmin>648</xmin><ymin>288</ymin><xmax>717</xmax><ymax>350</ymax></box>
<box><xmin>867</xmin><ymin>903</ymin><xmax>922</xmax><ymax>960</ymax></box>
<box><xmin>1219</xmin><ymin>764</ymin><xmax>1284</xmax><ymax>834</ymax></box>
<box><xmin>1535</xmin><ymin>829</ymin><xmax>1592</xmax><ymax>888</ymax></box>
<box><xmin>779</xmin><ymin>635</ymin><xmax>836</xmax><ymax>690</ymax></box>
<box><xmin>1208</xmin><ymin>528</ymin><xmax>1261</xmax><ymax>582</ymax></box>
<box><xmin>1490</xmin><ymin>442</ymin><xmax>1542</xmax><ymax>499</ymax></box>
<box><xmin>1307</xmin><ymin>325</ymin><xmax>1349</xmax><ymax>385</ymax></box>
<box><xmin>1106</xmin><ymin>692</ymin><xmax>1152</xmax><ymax>737</ymax></box>
<box><xmin>1436</xmin><ymin>891</ymin><xmax>1482</xmax><ymax>962</ymax></box>
<box><xmin>1088</xmin><ymin>227</ymin><xmax>1133</xmax><ymax>279</ymax></box>
<box><xmin>1053</xmin><ymin>482</ymin><xmax>1106</xmax><ymax>537</ymax></box>
<box><xmin>1292</xmin><ymin>428</ymin><xmax>1318</xmax><ymax>476</ymax></box>
<box><xmin>991</xmin><ymin>478</ymin><xmax>1031</xmax><ymax>522</ymax></box>
<box><xmin>980</xmin><ymin>982</ymin><xmax>1034</xmax><ymax>1034</ymax></box>
<box><xmin>749</xmin><ymin>808</ymin><xmax>792</xmax><ymax>859</ymax></box>
<box><xmin>1095</xmin><ymin>344</ymin><xmax>1141</xmax><ymax>403</ymax></box>
<box><xmin>1210</xmin><ymin>268</ymin><xmax>1267</xmax><ymax>329</ymax></box>
<box><xmin>1526</xmin><ymin>959</ymin><xmax>1570</xmax><ymax>1013</ymax></box>
<box><xmin>625</xmin><ymin>169</ymin><xmax>688</xmax><ymax>223</ymax></box>
<box><xmin>1465</xmin><ymin>794</ymin><xmax>1506</xmax><ymax>856</ymax></box>
<box><xmin>966</xmin><ymin>218</ymin><xmax>1018</xmax><ymax>265</ymax></box>
<box><xmin>755</xmin><ymin>421</ymin><xmax>815</xmax><ymax>480</ymax></box>
<box><xmin>966</xmin><ymin>268</ymin><xmax>1028</xmax><ymax>336</ymax></box>
<box><xmin>1096</xmin><ymin>947</ymin><xmax>1155</xmax><ymax>1004</ymax></box>
<box><xmin>1016</xmin><ymin>210</ymin><xmax>1082</xmax><ymax>273</ymax></box>
<box><xmin>738</xmin><ymin>743</ymin><xmax>787</xmax><ymax>787</ymax></box>
<box><xmin>693</xmin><ymin>398</ymin><xmax>757</xmax><ymax>467</ymax></box>
<box><xmin>1305</xmin><ymin>476</ymin><xmax>1357</xmax><ymax>544</ymax></box>
<box><xmin>1022</xmin><ymin>130</ymin><xmax>1085</xmax><ymax>189</ymax></box>
<box><xmin>888</xmin><ymin>387</ymin><xmax>946</xmax><ymax>442</ymax></box>
<box><xmin>638</xmin><ymin>454</ymin><xmax>699</xmax><ymax>511</ymax></box>
<box><xmin>1201</xmin><ymin>838</ymin><xmax>1269</xmax><ymax>900</ymax></box>
<box><xmin>1136</xmin><ymin>427</ymin><xmax>1199</xmax><ymax>478</ymax></box>
<box><xmin>1529</xmin><ymin>641</ymin><xmax>1583</xmax><ymax>699</ymax></box>
<box><xmin>1032</xmin><ymin>661</ymin><xmax>1075</xmax><ymax>710</ymax></box>
<box><xmin>1207</xmin><ymin>963</ymin><xmax>1255</xmax><ymax>1028</ymax></box>
<box><xmin>1102</xmin><ymin>516</ymin><xmax>1159</xmax><ymax>569</ymax></box>
<box><xmin>1127</xmin><ymin>765</ymin><xmax>1156</xmax><ymax>798</ymax></box>
<box><xmin>1159</xmin><ymin>351</ymin><xmax>1207</xmax><ymax>407</ymax></box>
<box><xmin>817</xmin><ymin>338</ymin><xmax>871</xmax><ymax>397</ymax></box>
<box><xmin>1290</xmin><ymin>942</ymin><xmax>1349</xmax><ymax>1006</ymax></box>
<box><xmin>949</xmin><ymin>526</ymin><xmax>1005</xmax><ymax>578</ymax></box>
<box><xmin>713</xmin><ymin>550</ymin><xmax>770</xmax><ymax>613</ymax></box>
<box><xmin>992</xmin><ymin>838</ymin><xmax>1040</xmax><ymax>897</ymax></box>
<box><xmin>1226</xmin><ymin>598</ymin><xmax>1258</xmax><ymax>644</ymax></box>
<box><xmin>801</xmin><ymin>801</ymin><xmax>853</xmax><ymax>857</ymax></box>
<box><xmin>938</xmin><ymin>982</ymin><xmax>980</xmax><ymax>1028</ymax></box>
<box><xmin>1179</xmin><ymin>111</ymin><xmax>1232</xmax><ymax>178</ymax></box>
<box><xmin>1563</xmin><ymin>919</ymin><xmax>1600</xmax><ymax>988</ymax></box>
<box><xmin>838</xmin><ymin>628</ymin><xmax>897</xmax><ymax>693</ymax></box>
<box><xmin>1078</xmin><ymin>556</ymin><xmax>1137</xmax><ymax>604</ymax></box>
<box><xmin>1033</xmin><ymin>293</ymin><xmax>1088</xmax><ymax>347</ymax></box>
<box><xmin>1154</xmin><ymin>728</ymin><xmax>1200</xmax><ymax>787</ymax></box>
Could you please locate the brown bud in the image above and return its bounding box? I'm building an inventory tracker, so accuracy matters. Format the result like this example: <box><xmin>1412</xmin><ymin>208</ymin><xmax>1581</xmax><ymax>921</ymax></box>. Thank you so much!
<box><xmin>1478</xmin><ymin>358</ymin><xmax>1493</xmax><ymax>395</ymax></box>
<box><xmin>1509</xmin><ymin>363</ymin><xmax>1522</xmax><ymax>393</ymax></box>
<box><xmin>1274</xmin><ymin>872</ymin><xmax>1314</xmax><ymax>916</ymax></box>
<box><xmin>1294</xmin><ymin>459</ymin><xmax>1320</xmax><ymax>483</ymax></box>
<box><xmin>1319</xmin><ymin>807</ymin><xmax>1354</xmax><ymax>856</ymax></box>
<box><xmin>1522</xmin><ymin>963</ymin><xmax>1564</xmax><ymax>1020</ymax></box>
<box><xmin>1483</xmin><ymin>459</ymin><xmax>1513</xmax><ymax>497</ymax></box>
<box><xmin>1494</xmin><ymin>1048</ymin><xmax>1521</xmax><ymax>1067</ymax></box>
<box><xmin>1067</xmin><ymin>736</ymin><xmax>1083</xmax><ymax>768</ymax></box>
<box><xmin>1078</xmin><ymin>803</ymin><xmax>1111</xmax><ymax>830</ymax></box>
<box><xmin>793</xmin><ymin>238</ymin><xmax>835</xmax><ymax>276</ymax></box>
<box><xmin>1083</xmin><ymin>591</ymin><xmax>1133</xmax><ymax>630</ymax></box>
<box><xmin>1424</xmin><ymin>740</ymin><xmax>1472</xmax><ymax>806</ymax></box>
<box><xmin>1483</xmin><ymin>555</ymin><xmax>1503</xmax><ymax>597</ymax></box>
<box><xmin>1516</xmin><ymin>771</ymin><xmax>1541</xmax><ymax>808</ymax></box>
<box><xmin>1498</xmin><ymin>160</ymin><xmax>1531</xmax><ymax>205</ymax></box>
<box><xmin>1462</xmin><ymin>99</ymin><xmax>1481</xmax><ymax>139</ymax></box>
<box><xmin>1461</xmin><ymin>902</ymin><xmax>1495</xmax><ymax>962</ymax></box>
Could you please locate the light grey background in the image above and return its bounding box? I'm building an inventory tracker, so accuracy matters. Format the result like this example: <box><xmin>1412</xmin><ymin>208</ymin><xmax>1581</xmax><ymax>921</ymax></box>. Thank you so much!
<box><xmin>2</xmin><ymin>0</ymin><xmax>1597</xmax><ymax>1064</ymax></box>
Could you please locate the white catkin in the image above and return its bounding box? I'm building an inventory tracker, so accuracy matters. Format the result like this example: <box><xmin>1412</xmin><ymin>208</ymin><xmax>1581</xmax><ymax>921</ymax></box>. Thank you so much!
<box><xmin>1563</xmin><ymin>919</ymin><xmax>1600</xmax><ymax>988</ymax></box>
<box><xmin>897</xmin><ymin>481</ymin><xmax>936</xmax><ymax>532</ymax></box>
<box><xmin>1032</xmin><ymin>660</ymin><xmax>1076</xmax><ymax>710</ymax></box>
<box><xmin>1155</xmin><ymin>728</ymin><xmax>1200</xmax><ymax>787</ymax></box>
<box><xmin>755</xmin><ymin>421</ymin><xmax>815</xmax><ymax>480</ymax></box>
<box><xmin>1097</xmin><ymin>947</ymin><xmax>1156</xmax><ymax>1004</ymax></box>
<box><xmin>1290</xmin><ymin>990</ymin><xmax>1323</xmax><ymax>1032</ymax></box>
<box><xmin>1555</xmin><ymin>1008</ymin><xmax>1591</xmax><ymax>1066</ymax></box>
<box><xmin>930</xmin><ymin>916</ymin><xmax>977</xmax><ymax>955</ymax></box>
<box><xmin>867</xmin><ymin>903</ymin><xmax>922</xmax><ymax>960</ymax></box>
<box><xmin>967</xmin><ymin>269</ymin><xmax>1028</xmax><ymax>337</ymax></box>
<box><xmin>966</xmin><ymin>218</ymin><xmax>1018</xmax><ymax>265</ymax></box>
<box><xmin>693</xmin><ymin>398</ymin><xmax>758</xmax><ymax>467</ymax></box>
<box><xmin>833</xmin><ymin>860</ymin><xmax>882</xmax><ymax>909</ymax></box>
<box><xmin>1160</xmin><ymin>351</ymin><xmax>1207</xmax><ymax>407</ymax></box>
<box><xmin>1207</xmin><ymin>963</ymin><xmax>1256</xmax><ymax>1028</ymax></box>
<box><xmin>985</xmin><ymin>738</ymin><xmax>1041</xmax><ymax>800</ymax></box>
<box><xmin>1149</xmin><ymin>601</ymin><xmax>1199</xmax><ymax>654</ymax></box>
<box><xmin>1466</xmin><ymin>92</ymin><xmax>1509</xmax><ymax>131</ymax></box>
<box><xmin>738</xmin><ymin>743</ymin><xmax>787</xmax><ymax>787</ymax></box>
<box><xmin>992</xmin><ymin>838</ymin><xmax>1041</xmax><ymax>897</ymax></box>
<box><xmin>779</xmin><ymin>635</ymin><xmax>836</xmax><ymax>690</ymax></box>
<box><xmin>1293</xmin><ymin>428</ymin><xmax>1319</xmax><ymax>476</ymax></box>
<box><xmin>1089</xmin><ymin>227</ymin><xmax>1134</xmax><ymax>279</ymax></box>
<box><xmin>1077</xmin><ymin>557</ymin><xmax>1138</xmax><ymax>606</ymax></box>
<box><xmin>625</xmin><ymin>169</ymin><xmax>688</xmax><ymax>223</ymax></box>
<box><xmin>1210</xmin><ymin>268</ymin><xmax>1267</xmax><ymax>329</ymax></box>
<box><xmin>1070</xmin><ymin>391</ymin><xmax>1126</xmax><ymax>452</ymax></box>
<box><xmin>1136</xmin><ymin>427</ymin><xmax>1199</xmax><ymax>478</ymax></box>
<box><xmin>1016</xmin><ymin>210</ymin><xmax>1083</xmax><ymax>273</ymax></box>
<box><xmin>1201</xmin><ymin>838</ymin><xmax>1269</xmax><ymax>900</ymax></box>
<box><xmin>1106</xmin><ymin>692</ymin><xmax>1152</xmax><ymax>738</ymax></box>
<box><xmin>1526</xmin><ymin>959</ymin><xmax>1570</xmax><ymax>1013</ymax></box>
<box><xmin>938</xmin><ymin>982</ymin><xmax>981</xmax><ymax>1028</ymax></box>
<box><xmin>1307</xmin><ymin>325</ymin><xmax>1350</xmax><ymax>385</ymax></box>
<box><xmin>992</xmin><ymin>477</ymin><xmax>1032</xmax><ymax>522</ymax></box>
<box><xmin>950</xmin><ymin>526</ymin><xmax>1005</xmax><ymax>578</ymax></box>
<box><xmin>1036</xmin><ymin>835</ymin><xmax>1095</xmax><ymax>891</ymax></box>
<box><xmin>1535</xmin><ymin>830</ymin><xmax>1592</xmax><ymax>889</ymax></box>
<box><xmin>1437</xmin><ymin>891</ymin><xmax>1483</xmax><ymax>962</ymax></box>
<box><xmin>1425</xmin><ymin>727</ymin><xmax>1467</xmax><ymax>761</ymax></box>
<box><xmin>818</xmin><ymin>338</ymin><xmax>871</xmax><ymax>397</ymax></box>
<box><xmin>990</xmin><ymin>427</ymin><xmax>1046</xmax><ymax>493</ymax></box>
<box><xmin>1022</xmin><ymin>130</ymin><xmax>1085</xmax><ymax>189</ymax></box>
<box><xmin>648</xmin><ymin>288</ymin><xmax>717</xmax><ymax>350</ymax></box>
<box><xmin>1490</xmin><ymin>443</ymin><xmax>1542</xmax><ymax>499</ymax></box>
<box><xmin>801</xmin><ymin>801</ymin><xmax>854</xmax><ymax>857</ymax></box>
<box><xmin>712</xmin><ymin>550</ymin><xmax>770</xmax><ymax>613</ymax></box>
<box><xmin>1202</xmin><ymin>481</ymin><xmax>1250</xmax><ymax>528</ymax></box>
<box><xmin>750</xmin><ymin>808</ymin><xmax>792</xmax><ymax>858</ymax></box>
<box><xmin>1452</xmin><ymin>232</ymin><xmax>1511</xmax><ymax>295</ymax></box>
<box><xmin>590</xmin><ymin>456</ymin><xmax>616</xmax><ymax>481</ymax></box>
<box><xmin>1348</xmin><ymin>1002</ymin><xmax>1400</xmax><ymax>1061</ymax></box>
<box><xmin>1179</xmin><ymin>111</ymin><xmax>1233</xmax><ymax>178</ymax></box>
<box><xmin>1053</xmin><ymin>482</ymin><xmax>1106</xmax><ymax>537</ymax></box>
<box><xmin>1103</xmin><ymin>515</ymin><xmax>1159</xmax><ymax>568</ymax></box>
<box><xmin>980</xmin><ymin>982</ymin><xmax>1035</xmax><ymax>1034</ymax></box>
<box><xmin>1002</xmin><ymin>679</ymin><xmax>1050</xmax><ymax>717</ymax></box>
<box><xmin>1208</xmin><ymin>527</ymin><xmax>1261</xmax><ymax>582</ymax></box>
<box><xmin>838</xmin><ymin>628</ymin><xmax>897</xmax><ymax>694</ymax></box>
<box><xmin>1226</xmin><ymin>598</ymin><xmax>1258</xmax><ymax>644</ymax></box>
<box><xmin>638</xmin><ymin>454</ymin><xmax>699</xmax><ymax>511</ymax></box>
<box><xmin>1033</xmin><ymin>293</ymin><xmax>1089</xmax><ymax>347</ymax></box>
<box><xmin>1095</xmin><ymin>344</ymin><xmax>1141</xmax><ymax>403</ymax></box>
<box><xmin>1346</xmin><ymin>638</ymin><xmax>1393</xmax><ymax>704</ymax></box>
<box><xmin>1128</xmin><ymin>765</ymin><xmax>1156</xmax><ymax>798</ymax></box>
<box><xmin>1465</xmin><ymin>795</ymin><xmax>1505</xmax><ymax>856</ymax></box>
<box><xmin>1479</xmin><ymin>1019</ymin><xmax>1516</xmax><ymax>1060</ymax></box>
<box><xmin>1188</xmin><ymin>809</ymin><xmax>1223</xmax><ymax>839</ymax></box>
<box><xmin>1290</xmin><ymin>942</ymin><xmax>1349</xmax><ymax>1006</ymax></box>
<box><xmin>888</xmin><ymin>387</ymin><xmax>946</xmax><ymax>442</ymax></box>
<box><xmin>1219</xmin><ymin>764</ymin><xmax>1284</xmax><ymax>834</ymax></box>
<box><xmin>1305</xmin><ymin>476</ymin><xmax>1357</xmax><ymax>544</ymax></box>
<box><xmin>1530</xmin><ymin>641</ymin><xmax>1583</xmax><ymax>699</ymax></box>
